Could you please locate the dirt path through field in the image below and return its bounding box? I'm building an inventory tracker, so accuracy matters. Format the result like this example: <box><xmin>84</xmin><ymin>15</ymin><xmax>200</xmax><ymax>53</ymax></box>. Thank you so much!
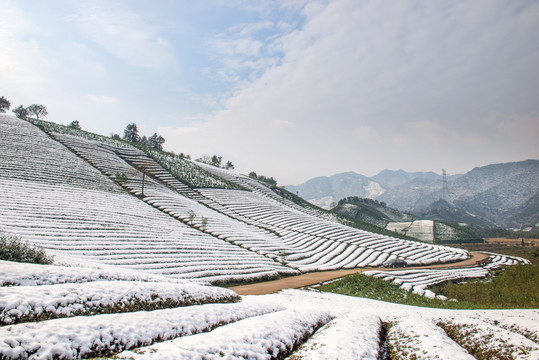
<box><xmin>230</xmin><ymin>252</ymin><xmax>489</xmax><ymax>295</ymax></box>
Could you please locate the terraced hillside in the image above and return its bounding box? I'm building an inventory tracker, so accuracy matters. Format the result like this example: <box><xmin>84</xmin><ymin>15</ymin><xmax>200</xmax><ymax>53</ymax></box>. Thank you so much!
<box><xmin>2</xmin><ymin>114</ymin><xmax>538</xmax><ymax>360</ymax></box>
<box><xmin>1</xmin><ymin>114</ymin><xmax>468</xmax><ymax>283</ymax></box>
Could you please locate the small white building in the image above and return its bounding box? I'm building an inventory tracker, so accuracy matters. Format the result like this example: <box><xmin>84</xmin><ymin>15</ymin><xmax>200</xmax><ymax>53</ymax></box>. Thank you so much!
<box><xmin>385</xmin><ymin>220</ymin><xmax>435</xmax><ymax>243</ymax></box>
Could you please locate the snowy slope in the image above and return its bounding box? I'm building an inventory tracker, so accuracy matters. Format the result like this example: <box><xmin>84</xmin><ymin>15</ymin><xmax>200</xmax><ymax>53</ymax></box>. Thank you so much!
<box><xmin>1</xmin><ymin>114</ymin><xmax>470</xmax><ymax>279</ymax></box>
<box><xmin>0</xmin><ymin>115</ymin><xmax>294</xmax><ymax>283</ymax></box>
<box><xmin>1</xmin><ymin>260</ymin><xmax>537</xmax><ymax>359</ymax></box>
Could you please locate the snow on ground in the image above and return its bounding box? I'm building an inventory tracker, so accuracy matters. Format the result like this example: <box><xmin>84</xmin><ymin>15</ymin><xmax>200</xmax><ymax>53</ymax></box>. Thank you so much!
<box><xmin>242</xmin><ymin>289</ymin><xmax>539</xmax><ymax>359</ymax></box>
<box><xmin>437</xmin><ymin>318</ymin><xmax>539</xmax><ymax>360</ymax></box>
<box><xmin>388</xmin><ymin>317</ymin><xmax>475</xmax><ymax>360</ymax></box>
<box><xmin>289</xmin><ymin>312</ymin><xmax>381</xmax><ymax>360</ymax></box>
<box><xmin>0</xmin><ymin>302</ymin><xmax>283</xmax><ymax>359</ymax></box>
<box><xmin>1</xmin><ymin>279</ymin><xmax>537</xmax><ymax>359</ymax></box>
<box><xmin>0</xmin><ymin>280</ymin><xmax>238</xmax><ymax>325</ymax></box>
<box><xmin>116</xmin><ymin>309</ymin><xmax>332</xmax><ymax>360</ymax></box>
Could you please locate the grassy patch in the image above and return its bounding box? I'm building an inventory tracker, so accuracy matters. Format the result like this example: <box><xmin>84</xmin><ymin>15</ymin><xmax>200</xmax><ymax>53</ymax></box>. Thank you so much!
<box><xmin>317</xmin><ymin>273</ymin><xmax>478</xmax><ymax>309</ymax></box>
<box><xmin>317</xmin><ymin>271</ymin><xmax>538</xmax><ymax>309</ymax></box>
<box><xmin>431</xmin><ymin>262</ymin><xmax>539</xmax><ymax>308</ymax></box>
<box><xmin>0</xmin><ymin>233</ymin><xmax>53</xmax><ymax>265</ymax></box>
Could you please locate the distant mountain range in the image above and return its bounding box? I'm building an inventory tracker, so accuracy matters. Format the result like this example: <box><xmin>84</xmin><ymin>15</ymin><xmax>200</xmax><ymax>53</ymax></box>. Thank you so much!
<box><xmin>286</xmin><ymin>160</ymin><xmax>539</xmax><ymax>229</ymax></box>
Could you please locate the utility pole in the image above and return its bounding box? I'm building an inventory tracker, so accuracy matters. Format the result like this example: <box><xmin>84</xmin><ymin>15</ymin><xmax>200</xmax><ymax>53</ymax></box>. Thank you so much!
<box><xmin>441</xmin><ymin>169</ymin><xmax>448</xmax><ymax>201</ymax></box>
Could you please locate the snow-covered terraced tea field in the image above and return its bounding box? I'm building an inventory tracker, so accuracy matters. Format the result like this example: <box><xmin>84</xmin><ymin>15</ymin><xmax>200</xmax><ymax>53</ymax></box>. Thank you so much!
<box><xmin>195</xmin><ymin>187</ymin><xmax>468</xmax><ymax>271</ymax></box>
<box><xmin>0</xmin><ymin>115</ymin><xmax>296</xmax><ymax>283</ymax></box>
<box><xmin>2</xmin><ymin>262</ymin><xmax>537</xmax><ymax>360</ymax></box>
<box><xmin>0</xmin><ymin>114</ymin><xmax>472</xmax><ymax>279</ymax></box>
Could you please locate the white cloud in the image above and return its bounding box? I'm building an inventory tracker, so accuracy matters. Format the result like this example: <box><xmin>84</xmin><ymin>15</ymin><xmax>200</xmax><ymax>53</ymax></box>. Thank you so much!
<box><xmin>72</xmin><ymin>1</ymin><xmax>175</xmax><ymax>68</ymax></box>
<box><xmin>84</xmin><ymin>95</ymin><xmax>119</xmax><ymax>104</ymax></box>
<box><xmin>164</xmin><ymin>0</ymin><xmax>539</xmax><ymax>184</ymax></box>
<box><xmin>0</xmin><ymin>1</ymin><xmax>50</xmax><ymax>99</ymax></box>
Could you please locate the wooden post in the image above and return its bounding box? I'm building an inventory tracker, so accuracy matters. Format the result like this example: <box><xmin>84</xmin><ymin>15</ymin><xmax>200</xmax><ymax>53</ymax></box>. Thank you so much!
<box><xmin>141</xmin><ymin>172</ymin><xmax>145</xmax><ymax>197</ymax></box>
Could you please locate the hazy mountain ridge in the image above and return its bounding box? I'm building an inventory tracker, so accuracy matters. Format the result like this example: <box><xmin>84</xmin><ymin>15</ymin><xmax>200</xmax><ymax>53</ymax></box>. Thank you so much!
<box><xmin>287</xmin><ymin>160</ymin><xmax>539</xmax><ymax>228</ymax></box>
<box><xmin>286</xmin><ymin>172</ymin><xmax>383</xmax><ymax>207</ymax></box>
<box><xmin>332</xmin><ymin>197</ymin><xmax>416</xmax><ymax>228</ymax></box>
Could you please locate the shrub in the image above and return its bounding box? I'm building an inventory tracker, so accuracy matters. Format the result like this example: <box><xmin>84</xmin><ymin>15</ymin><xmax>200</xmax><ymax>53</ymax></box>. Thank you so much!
<box><xmin>114</xmin><ymin>172</ymin><xmax>128</xmax><ymax>186</ymax></box>
<box><xmin>0</xmin><ymin>233</ymin><xmax>53</xmax><ymax>264</ymax></box>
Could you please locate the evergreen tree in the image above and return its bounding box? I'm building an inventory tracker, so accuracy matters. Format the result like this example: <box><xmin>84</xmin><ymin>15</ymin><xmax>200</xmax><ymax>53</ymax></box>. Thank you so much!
<box><xmin>225</xmin><ymin>161</ymin><xmax>234</xmax><ymax>170</ymax></box>
<box><xmin>13</xmin><ymin>105</ymin><xmax>28</xmax><ymax>119</ymax></box>
<box><xmin>68</xmin><ymin>120</ymin><xmax>81</xmax><ymax>130</ymax></box>
<box><xmin>211</xmin><ymin>155</ymin><xmax>222</xmax><ymax>168</ymax></box>
<box><xmin>148</xmin><ymin>133</ymin><xmax>165</xmax><ymax>150</ymax></box>
<box><xmin>140</xmin><ymin>135</ymin><xmax>148</xmax><ymax>146</ymax></box>
<box><xmin>123</xmin><ymin>123</ymin><xmax>140</xmax><ymax>143</ymax></box>
<box><xmin>0</xmin><ymin>96</ymin><xmax>10</xmax><ymax>113</ymax></box>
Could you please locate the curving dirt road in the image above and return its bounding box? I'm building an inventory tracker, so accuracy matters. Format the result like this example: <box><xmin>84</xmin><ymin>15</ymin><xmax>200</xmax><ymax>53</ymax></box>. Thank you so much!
<box><xmin>229</xmin><ymin>252</ymin><xmax>489</xmax><ymax>295</ymax></box>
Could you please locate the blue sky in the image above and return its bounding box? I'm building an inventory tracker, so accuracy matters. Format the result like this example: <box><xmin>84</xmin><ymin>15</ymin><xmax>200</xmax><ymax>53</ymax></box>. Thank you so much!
<box><xmin>2</xmin><ymin>0</ymin><xmax>538</xmax><ymax>184</ymax></box>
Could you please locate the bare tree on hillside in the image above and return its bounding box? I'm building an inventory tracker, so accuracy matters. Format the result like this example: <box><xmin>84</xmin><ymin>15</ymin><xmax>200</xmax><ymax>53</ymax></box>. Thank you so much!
<box><xmin>27</xmin><ymin>104</ymin><xmax>48</xmax><ymax>121</ymax></box>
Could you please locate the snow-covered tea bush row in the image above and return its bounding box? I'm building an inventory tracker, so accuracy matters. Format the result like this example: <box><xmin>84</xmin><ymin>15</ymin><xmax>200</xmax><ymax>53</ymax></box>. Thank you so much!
<box><xmin>0</xmin><ymin>302</ymin><xmax>284</xmax><ymax>360</ymax></box>
<box><xmin>0</xmin><ymin>178</ymin><xmax>295</xmax><ymax>283</ymax></box>
<box><xmin>290</xmin><ymin>312</ymin><xmax>382</xmax><ymax>359</ymax></box>
<box><xmin>484</xmin><ymin>253</ymin><xmax>530</xmax><ymax>269</ymax></box>
<box><xmin>116</xmin><ymin>308</ymin><xmax>332</xmax><ymax>360</ymax></box>
<box><xmin>0</xmin><ymin>260</ymin><xmax>193</xmax><ymax>287</ymax></box>
<box><xmin>26</xmin><ymin>117</ymin><xmax>130</xmax><ymax>148</ymax></box>
<box><xmin>364</xmin><ymin>267</ymin><xmax>490</xmax><ymax>298</ymax></box>
<box><xmin>387</xmin><ymin>317</ymin><xmax>476</xmax><ymax>360</ymax></box>
<box><xmin>0</xmin><ymin>280</ymin><xmax>239</xmax><ymax>325</ymax></box>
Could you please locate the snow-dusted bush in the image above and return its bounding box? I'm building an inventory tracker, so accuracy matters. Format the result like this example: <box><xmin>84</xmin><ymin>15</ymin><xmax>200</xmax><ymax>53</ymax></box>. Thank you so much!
<box><xmin>0</xmin><ymin>234</ymin><xmax>52</xmax><ymax>265</ymax></box>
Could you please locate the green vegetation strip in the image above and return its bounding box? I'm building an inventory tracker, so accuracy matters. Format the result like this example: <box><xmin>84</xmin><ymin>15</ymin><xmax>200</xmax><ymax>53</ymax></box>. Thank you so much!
<box><xmin>318</xmin><ymin>262</ymin><xmax>538</xmax><ymax>309</ymax></box>
<box><xmin>431</xmin><ymin>262</ymin><xmax>539</xmax><ymax>309</ymax></box>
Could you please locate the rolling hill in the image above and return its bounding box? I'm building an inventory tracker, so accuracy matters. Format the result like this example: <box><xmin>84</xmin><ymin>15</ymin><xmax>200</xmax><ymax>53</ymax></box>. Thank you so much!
<box><xmin>0</xmin><ymin>114</ymin><xmax>469</xmax><ymax>284</ymax></box>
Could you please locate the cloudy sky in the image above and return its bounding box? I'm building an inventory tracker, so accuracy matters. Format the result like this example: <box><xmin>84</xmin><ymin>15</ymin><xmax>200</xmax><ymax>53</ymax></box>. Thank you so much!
<box><xmin>2</xmin><ymin>0</ymin><xmax>538</xmax><ymax>185</ymax></box>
